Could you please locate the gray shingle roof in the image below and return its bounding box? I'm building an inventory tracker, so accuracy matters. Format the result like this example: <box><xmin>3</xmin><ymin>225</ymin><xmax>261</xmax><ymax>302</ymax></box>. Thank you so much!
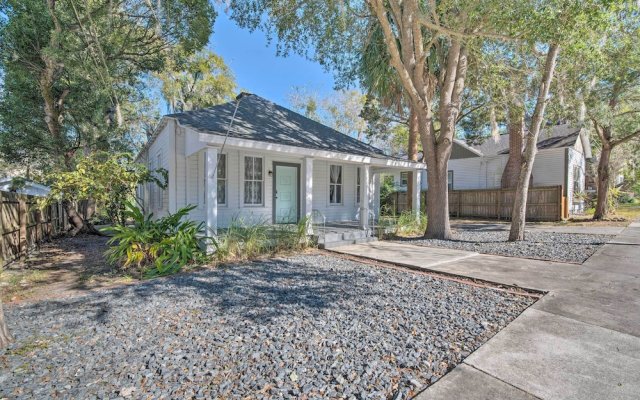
<box><xmin>471</xmin><ymin>124</ymin><xmax>581</xmax><ymax>156</ymax></box>
<box><xmin>166</xmin><ymin>93</ymin><xmax>390</xmax><ymax>159</ymax></box>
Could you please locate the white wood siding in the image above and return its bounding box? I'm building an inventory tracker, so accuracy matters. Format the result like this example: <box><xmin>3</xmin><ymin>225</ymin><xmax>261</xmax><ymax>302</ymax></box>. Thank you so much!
<box><xmin>445</xmin><ymin>147</ymin><xmax>567</xmax><ymax>191</ymax></box>
<box><xmin>146</xmin><ymin>121</ymin><xmax>172</xmax><ymax>217</ymax></box>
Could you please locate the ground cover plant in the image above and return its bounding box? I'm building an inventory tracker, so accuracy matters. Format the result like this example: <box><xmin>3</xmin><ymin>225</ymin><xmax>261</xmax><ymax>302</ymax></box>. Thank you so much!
<box><xmin>104</xmin><ymin>203</ymin><xmax>209</xmax><ymax>278</ymax></box>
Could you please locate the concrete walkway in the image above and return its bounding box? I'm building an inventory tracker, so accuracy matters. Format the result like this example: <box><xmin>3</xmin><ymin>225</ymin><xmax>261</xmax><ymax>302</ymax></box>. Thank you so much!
<box><xmin>332</xmin><ymin>222</ymin><xmax>640</xmax><ymax>400</ymax></box>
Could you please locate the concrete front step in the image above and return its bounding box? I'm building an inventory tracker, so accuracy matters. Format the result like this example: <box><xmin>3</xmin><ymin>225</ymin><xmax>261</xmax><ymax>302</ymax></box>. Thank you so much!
<box><xmin>319</xmin><ymin>236</ymin><xmax>377</xmax><ymax>249</ymax></box>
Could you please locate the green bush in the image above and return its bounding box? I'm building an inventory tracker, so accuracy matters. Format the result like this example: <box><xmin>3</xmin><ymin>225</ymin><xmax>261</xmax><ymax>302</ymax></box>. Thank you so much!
<box><xmin>103</xmin><ymin>203</ymin><xmax>209</xmax><ymax>278</ymax></box>
<box><xmin>214</xmin><ymin>217</ymin><xmax>311</xmax><ymax>261</ymax></box>
<box><xmin>394</xmin><ymin>210</ymin><xmax>428</xmax><ymax>236</ymax></box>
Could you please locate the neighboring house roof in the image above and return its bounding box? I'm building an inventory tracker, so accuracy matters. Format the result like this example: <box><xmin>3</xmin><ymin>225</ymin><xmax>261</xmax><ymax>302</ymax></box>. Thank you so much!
<box><xmin>166</xmin><ymin>93</ymin><xmax>391</xmax><ymax>159</ymax></box>
<box><xmin>470</xmin><ymin>123</ymin><xmax>583</xmax><ymax>157</ymax></box>
<box><xmin>0</xmin><ymin>177</ymin><xmax>51</xmax><ymax>197</ymax></box>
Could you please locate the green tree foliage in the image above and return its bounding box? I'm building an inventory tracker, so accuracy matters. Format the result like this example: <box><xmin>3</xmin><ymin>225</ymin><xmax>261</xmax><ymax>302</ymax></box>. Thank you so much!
<box><xmin>156</xmin><ymin>50</ymin><xmax>237</xmax><ymax>113</ymax></box>
<box><xmin>0</xmin><ymin>0</ymin><xmax>215</xmax><ymax>170</ymax></box>
<box><xmin>42</xmin><ymin>152</ymin><xmax>167</xmax><ymax>227</ymax></box>
<box><xmin>288</xmin><ymin>87</ymin><xmax>368</xmax><ymax>140</ymax></box>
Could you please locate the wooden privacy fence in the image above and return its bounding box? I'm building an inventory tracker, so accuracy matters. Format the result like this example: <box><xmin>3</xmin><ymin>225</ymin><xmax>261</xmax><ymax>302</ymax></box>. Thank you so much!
<box><xmin>386</xmin><ymin>185</ymin><xmax>564</xmax><ymax>221</ymax></box>
<box><xmin>1</xmin><ymin>191</ymin><xmax>68</xmax><ymax>267</ymax></box>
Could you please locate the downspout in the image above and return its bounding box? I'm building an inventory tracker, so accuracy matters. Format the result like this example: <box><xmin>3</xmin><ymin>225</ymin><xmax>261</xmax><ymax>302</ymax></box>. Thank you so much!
<box><xmin>564</xmin><ymin>147</ymin><xmax>570</xmax><ymax>217</ymax></box>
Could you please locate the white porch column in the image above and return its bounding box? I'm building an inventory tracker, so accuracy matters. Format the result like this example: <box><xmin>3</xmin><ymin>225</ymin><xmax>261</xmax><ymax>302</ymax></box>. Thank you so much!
<box><xmin>411</xmin><ymin>169</ymin><xmax>421</xmax><ymax>220</ymax></box>
<box><xmin>372</xmin><ymin>172</ymin><xmax>381</xmax><ymax>219</ymax></box>
<box><xmin>303</xmin><ymin>157</ymin><xmax>314</xmax><ymax>234</ymax></box>
<box><xmin>360</xmin><ymin>164</ymin><xmax>371</xmax><ymax>230</ymax></box>
<box><xmin>204</xmin><ymin>147</ymin><xmax>218</xmax><ymax>236</ymax></box>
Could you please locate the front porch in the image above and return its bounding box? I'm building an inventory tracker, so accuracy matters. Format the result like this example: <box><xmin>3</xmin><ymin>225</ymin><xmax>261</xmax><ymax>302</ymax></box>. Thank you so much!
<box><xmin>181</xmin><ymin>128</ymin><xmax>424</xmax><ymax>237</ymax></box>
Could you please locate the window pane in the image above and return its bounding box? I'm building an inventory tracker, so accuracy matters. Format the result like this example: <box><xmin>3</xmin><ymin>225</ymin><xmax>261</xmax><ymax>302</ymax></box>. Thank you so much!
<box><xmin>356</xmin><ymin>186</ymin><xmax>360</xmax><ymax>203</ymax></box>
<box><xmin>245</xmin><ymin>157</ymin><xmax>253</xmax><ymax>180</ymax></box>
<box><xmin>336</xmin><ymin>185</ymin><xmax>342</xmax><ymax>203</ymax></box>
<box><xmin>357</xmin><ymin>167</ymin><xmax>361</xmax><ymax>184</ymax></box>
<box><xmin>254</xmin><ymin>158</ymin><xmax>263</xmax><ymax>180</ymax></box>
<box><xmin>244</xmin><ymin>181</ymin><xmax>252</xmax><ymax>203</ymax></box>
<box><xmin>330</xmin><ymin>165</ymin><xmax>342</xmax><ymax>184</ymax></box>
<box><xmin>218</xmin><ymin>154</ymin><xmax>226</xmax><ymax>179</ymax></box>
<box><xmin>254</xmin><ymin>182</ymin><xmax>263</xmax><ymax>203</ymax></box>
<box><xmin>217</xmin><ymin>180</ymin><xmax>226</xmax><ymax>204</ymax></box>
<box><xmin>330</xmin><ymin>184</ymin><xmax>336</xmax><ymax>203</ymax></box>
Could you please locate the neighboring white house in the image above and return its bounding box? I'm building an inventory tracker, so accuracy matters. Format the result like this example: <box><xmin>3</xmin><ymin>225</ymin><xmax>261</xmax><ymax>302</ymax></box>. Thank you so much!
<box><xmin>441</xmin><ymin>124</ymin><xmax>592</xmax><ymax>214</ymax></box>
<box><xmin>0</xmin><ymin>177</ymin><xmax>51</xmax><ymax>197</ymax></box>
<box><xmin>136</xmin><ymin>93</ymin><xmax>424</xmax><ymax>235</ymax></box>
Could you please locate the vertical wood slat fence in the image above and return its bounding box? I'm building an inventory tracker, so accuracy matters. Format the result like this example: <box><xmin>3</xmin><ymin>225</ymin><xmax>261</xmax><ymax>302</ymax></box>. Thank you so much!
<box><xmin>386</xmin><ymin>185</ymin><xmax>563</xmax><ymax>221</ymax></box>
<box><xmin>1</xmin><ymin>191</ymin><xmax>67</xmax><ymax>267</ymax></box>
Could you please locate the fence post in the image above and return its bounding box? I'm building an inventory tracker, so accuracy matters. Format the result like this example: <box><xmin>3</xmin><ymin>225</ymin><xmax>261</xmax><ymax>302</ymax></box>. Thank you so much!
<box><xmin>497</xmin><ymin>189</ymin><xmax>502</xmax><ymax>220</ymax></box>
<box><xmin>18</xmin><ymin>195</ymin><xmax>27</xmax><ymax>259</ymax></box>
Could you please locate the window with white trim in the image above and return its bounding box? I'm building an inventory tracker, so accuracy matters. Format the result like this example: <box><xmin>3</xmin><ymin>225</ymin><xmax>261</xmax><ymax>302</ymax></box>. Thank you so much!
<box><xmin>356</xmin><ymin>167</ymin><xmax>361</xmax><ymax>203</ymax></box>
<box><xmin>244</xmin><ymin>156</ymin><xmax>263</xmax><ymax>205</ymax></box>
<box><xmin>400</xmin><ymin>171</ymin><xmax>409</xmax><ymax>186</ymax></box>
<box><xmin>217</xmin><ymin>154</ymin><xmax>226</xmax><ymax>205</ymax></box>
<box><xmin>447</xmin><ymin>170</ymin><xmax>454</xmax><ymax>191</ymax></box>
<box><xmin>329</xmin><ymin>165</ymin><xmax>343</xmax><ymax>204</ymax></box>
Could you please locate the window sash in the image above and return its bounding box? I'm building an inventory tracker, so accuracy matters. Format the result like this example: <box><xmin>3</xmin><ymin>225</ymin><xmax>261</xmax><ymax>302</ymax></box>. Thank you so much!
<box><xmin>329</xmin><ymin>165</ymin><xmax>343</xmax><ymax>204</ymax></box>
<box><xmin>400</xmin><ymin>171</ymin><xmax>409</xmax><ymax>186</ymax></box>
<box><xmin>356</xmin><ymin>167</ymin><xmax>361</xmax><ymax>203</ymax></box>
<box><xmin>217</xmin><ymin>154</ymin><xmax>226</xmax><ymax>205</ymax></box>
<box><xmin>244</xmin><ymin>156</ymin><xmax>263</xmax><ymax>205</ymax></box>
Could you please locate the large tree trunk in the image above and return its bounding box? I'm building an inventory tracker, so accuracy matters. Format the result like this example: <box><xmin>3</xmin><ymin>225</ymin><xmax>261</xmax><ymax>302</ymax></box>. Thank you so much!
<box><xmin>0</xmin><ymin>298</ymin><xmax>12</xmax><ymax>348</ymax></box>
<box><xmin>501</xmin><ymin>106</ymin><xmax>525</xmax><ymax>188</ymax></box>
<box><xmin>593</xmin><ymin>142</ymin><xmax>611</xmax><ymax>220</ymax></box>
<box><xmin>425</xmin><ymin>160</ymin><xmax>452</xmax><ymax>238</ymax></box>
<box><xmin>509</xmin><ymin>44</ymin><xmax>560</xmax><ymax>241</ymax></box>
<box><xmin>406</xmin><ymin>109</ymin><xmax>419</xmax><ymax>210</ymax></box>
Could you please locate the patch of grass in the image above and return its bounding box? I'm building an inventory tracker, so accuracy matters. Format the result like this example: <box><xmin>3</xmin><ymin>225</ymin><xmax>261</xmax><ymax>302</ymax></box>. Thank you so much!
<box><xmin>0</xmin><ymin>269</ymin><xmax>51</xmax><ymax>301</ymax></box>
<box><xmin>8</xmin><ymin>337</ymin><xmax>50</xmax><ymax>356</ymax></box>
<box><xmin>613</xmin><ymin>204</ymin><xmax>640</xmax><ymax>221</ymax></box>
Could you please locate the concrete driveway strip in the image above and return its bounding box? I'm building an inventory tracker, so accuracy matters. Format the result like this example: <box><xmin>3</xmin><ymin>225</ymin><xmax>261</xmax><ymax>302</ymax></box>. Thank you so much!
<box><xmin>416</xmin><ymin>363</ymin><xmax>539</xmax><ymax>400</ymax></box>
<box><xmin>464</xmin><ymin>307</ymin><xmax>640</xmax><ymax>400</ymax></box>
<box><xmin>331</xmin><ymin>241</ymin><xmax>479</xmax><ymax>269</ymax></box>
<box><xmin>333</xmin><ymin>223</ymin><xmax>640</xmax><ymax>400</ymax></box>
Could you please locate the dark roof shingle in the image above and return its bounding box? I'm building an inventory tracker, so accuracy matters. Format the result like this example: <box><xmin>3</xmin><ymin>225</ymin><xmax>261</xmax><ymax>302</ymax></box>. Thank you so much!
<box><xmin>472</xmin><ymin>124</ymin><xmax>581</xmax><ymax>156</ymax></box>
<box><xmin>167</xmin><ymin>93</ymin><xmax>389</xmax><ymax>159</ymax></box>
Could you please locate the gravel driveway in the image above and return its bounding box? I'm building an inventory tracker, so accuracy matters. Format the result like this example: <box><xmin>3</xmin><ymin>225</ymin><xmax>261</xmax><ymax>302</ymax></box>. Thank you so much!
<box><xmin>397</xmin><ymin>229</ymin><xmax>612</xmax><ymax>263</ymax></box>
<box><xmin>1</xmin><ymin>254</ymin><xmax>535</xmax><ymax>399</ymax></box>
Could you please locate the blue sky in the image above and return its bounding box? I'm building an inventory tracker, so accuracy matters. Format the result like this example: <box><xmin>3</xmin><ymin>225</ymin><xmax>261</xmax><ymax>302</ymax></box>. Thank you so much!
<box><xmin>208</xmin><ymin>10</ymin><xmax>336</xmax><ymax>108</ymax></box>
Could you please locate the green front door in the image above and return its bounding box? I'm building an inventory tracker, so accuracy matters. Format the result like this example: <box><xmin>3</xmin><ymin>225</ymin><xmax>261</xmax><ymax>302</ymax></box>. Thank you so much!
<box><xmin>274</xmin><ymin>164</ymin><xmax>299</xmax><ymax>223</ymax></box>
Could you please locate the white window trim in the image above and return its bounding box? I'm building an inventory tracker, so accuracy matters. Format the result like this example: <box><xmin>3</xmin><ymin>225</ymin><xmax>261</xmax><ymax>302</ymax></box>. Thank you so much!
<box><xmin>243</xmin><ymin>155</ymin><xmax>265</xmax><ymax>207</ymax></box>
<box><xmin>447</xmin><ymin>170</ymin><xmax>454</xmax><ymax>191</ymax></box>
<box><xmin>329</xmin><ymin>164</ymin><xmax>344</xmax><ymax>206</ymax></box>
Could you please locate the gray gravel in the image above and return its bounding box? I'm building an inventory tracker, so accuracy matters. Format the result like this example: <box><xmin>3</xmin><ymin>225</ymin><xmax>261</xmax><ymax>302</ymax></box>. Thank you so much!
<box><xmin>1</xmin><ymin>254</ymin><xmax>534</xmax><ymax>399</ymax></box>
<box><xmin>398</xmin><ymin>229</ymin><xmax>612</xmax><ymax>263</ymax></box>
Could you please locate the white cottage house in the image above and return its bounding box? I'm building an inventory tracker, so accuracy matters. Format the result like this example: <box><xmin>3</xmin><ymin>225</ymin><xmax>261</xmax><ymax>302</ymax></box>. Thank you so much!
<box><xmin>136</xmin><ymin>93</ymin><xmax>424</xmax><ymax>237</ymax></box>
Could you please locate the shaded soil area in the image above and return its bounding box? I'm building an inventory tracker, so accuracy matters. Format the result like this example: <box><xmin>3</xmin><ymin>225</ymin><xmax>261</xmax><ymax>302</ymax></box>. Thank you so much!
<box><xmin>0</xmin><ymin>254</ymin><xmax>535</xmax><ymax>400</ymax></box>
<box><xmin>1</xmin><ymin>235</ymin><xmax>132</xmax><ymax>303</ymax></box>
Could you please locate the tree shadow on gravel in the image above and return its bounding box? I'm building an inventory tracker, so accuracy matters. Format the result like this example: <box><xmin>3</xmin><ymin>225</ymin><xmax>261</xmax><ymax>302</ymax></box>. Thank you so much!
<box><xmin>5</xmin><ymin>255</ymin><xmax>385</xmax><ymax>333</ymax></box>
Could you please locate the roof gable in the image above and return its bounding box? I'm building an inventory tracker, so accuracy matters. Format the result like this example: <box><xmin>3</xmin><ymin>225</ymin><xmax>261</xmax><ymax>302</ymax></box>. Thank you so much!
<box><xmin>167</xmin><ymin>93</ymin><xmax>390</xmax><ymax>159</ymax></box>
<box><xmin>470</xmin><ymin>124</ymin><xmax>581</xmax><ymax>157</ymax></box>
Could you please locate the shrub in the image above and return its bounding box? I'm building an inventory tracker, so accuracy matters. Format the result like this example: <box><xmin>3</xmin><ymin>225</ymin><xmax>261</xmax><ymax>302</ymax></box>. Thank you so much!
<box><xmin>214</xmin><ymin>217</ymin><xmax>311</xmax><ymax>261</ymax></box>
<box><xmin>394</xmin><ymin>210</ymin><xmax>428</xmax><ymax>236</ymax></box>
<box><xmin>104</xmin><ymin>203</ymin><xmax>209</xmax><ymax>278</ymax></box>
